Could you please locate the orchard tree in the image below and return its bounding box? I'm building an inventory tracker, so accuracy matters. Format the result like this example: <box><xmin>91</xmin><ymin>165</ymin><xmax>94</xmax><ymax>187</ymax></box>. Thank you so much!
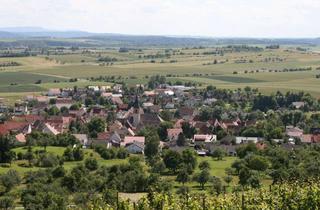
<box><xmin>87</xmin><ymin>118</ymin><xmax>106</xmax><ymax>138</ymax></box>
<box><xmin>212</xmin><ymin>148</ymin><xmax>225</xmax><ymax>161</ymax></box>
<box><xmin>163</xmin><ymin>150</ymin><xmax>181</xmax><ymax>173</ymax></box>
<box><xmin>194</xmin><ymin>169</ymin><xmax>210</xmax><ymax>190</ymax></box>
<box><xmin>176</xmin><ymin>168</ymin><xmax>190</xmax><ymax>185</ymax></box>
<box><xmin>0</xmin><ymin>135</ymin><xmax>15</xmax><ymax>164</ymax></box>
<box><xmin>199</xmin><ymin>161</ymin><xmax>210</xmax><ymax>170</ymax></box>
<box><xmin>177</xmin><ymin>133</ymin><xmax>186</xmax><ymax>146</ymax></box>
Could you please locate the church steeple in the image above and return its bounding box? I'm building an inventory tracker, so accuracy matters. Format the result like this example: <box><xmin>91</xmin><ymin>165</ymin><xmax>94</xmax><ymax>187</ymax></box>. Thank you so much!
<box><xmin>153</xmin><ymin>95</ymin><xmax>158</xmax><ymax>105</ymax></box>
<box><xmin>134</xmin><ymin>94</ymin><xmax>140</xmax><ymax>109</ymax></box>
<box><xmin>132</xmin><ymin>94</ymin><xmax>142</xmax><ymax>127</ymax></box>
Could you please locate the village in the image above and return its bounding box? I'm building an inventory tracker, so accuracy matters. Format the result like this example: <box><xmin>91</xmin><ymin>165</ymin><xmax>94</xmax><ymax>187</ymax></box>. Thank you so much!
<box><xmin>1</xmin><ymin>80</ymin><xmax>319</xmax><ymax>158</ymax></box>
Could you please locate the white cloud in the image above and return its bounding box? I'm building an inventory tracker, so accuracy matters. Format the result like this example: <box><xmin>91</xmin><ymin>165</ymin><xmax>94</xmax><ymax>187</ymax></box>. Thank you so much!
<box><xmin>0</xmin><ymin>0</ymin><xmax>319</xmax><ymax>37</ymax></box>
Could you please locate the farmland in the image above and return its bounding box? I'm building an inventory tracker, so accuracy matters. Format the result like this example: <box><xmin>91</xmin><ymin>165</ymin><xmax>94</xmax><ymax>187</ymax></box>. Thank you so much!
<box><xmin>0</xmin><ymin>45</ymin><xmax>320</xmax><ymax>104</ymax></box>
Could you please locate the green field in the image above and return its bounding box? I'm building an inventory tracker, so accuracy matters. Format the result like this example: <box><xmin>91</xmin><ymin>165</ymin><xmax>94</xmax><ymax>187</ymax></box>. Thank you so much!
<box><xmin>1</xmin><ymin>146</ymin><xmax>240</xmax><ymax>190</ymax></box>
<box><xmin>0</xmin><ymin>146</ymin><xmax>128</xmax><ymax>174</ymax></box>
<box><xmin>0</xmin><ymin>46</ymin><xmax>320</xmax><ymax>103</ymax></box>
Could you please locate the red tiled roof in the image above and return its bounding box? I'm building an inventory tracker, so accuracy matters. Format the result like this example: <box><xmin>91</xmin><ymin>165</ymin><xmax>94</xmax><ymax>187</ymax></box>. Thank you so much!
<box><xmin>312</xmin><ymin>135</ymin><xmax>320</xmax><ymax>143</ymax></box>
<box><xmin>179</xmin><ymin>107</ymin><xmax>194</xmax><ymax>116</ymax></box>
<box><xmin>0</xmin><ymin>121</ymin><xmax>29</xmax><ymax>135</ymax></box>
<box><xmin>118</xmin><ymin>104</ymin><xmax>128</xmax><ymax>110</ymax></box>
<box><xmin>122</xmin><ymin>136</ymin><xmax>145</xmax><ymax>146</ymax></box>
<box><xmin>174</xmin><ymin>119</ymin><xmax>185</xmax><ymax>128</ymax></box>
<box><xmin>97</xmin><ymin>132</ymin><xmax>110</xmax><ymax>141</ymax></box>
<box><xmin>167</xmin><ymin>128</ymin><xmax>183</xmax><ymax>137</ymax></box>
<box><xmin>301</xmin><ymin>134</ymin><xmax>313</xmax><ymax>143</ymax></box>
<box><xmin>13</xmin><ymin>115</ymin><xmax>44</xmax><ymax>124</ymax></box>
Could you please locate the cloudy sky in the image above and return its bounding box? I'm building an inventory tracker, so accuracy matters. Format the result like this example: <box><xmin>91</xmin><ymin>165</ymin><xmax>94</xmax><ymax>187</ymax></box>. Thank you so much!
<box><xmin>0</xmin><ymin>0</ymin><xmax>319</xmax><ymax>37</ymax></box>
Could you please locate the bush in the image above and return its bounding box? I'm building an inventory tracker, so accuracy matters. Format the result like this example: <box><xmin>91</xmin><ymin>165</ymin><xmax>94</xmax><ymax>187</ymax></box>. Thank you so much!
<box><xmin>73</xmin><ymin>146</ymin><xmax>84</xmax><ymax>161</ymax></box>
<box><xmin>36</xmin><ymin>153</ymin><xmax>60</xmax><ymax>168</ymax></box>
<box><xmin>0</xmin><ymin>163</ymin><xmax>10</xmax><ymax>168</ymax></box>
<box><xmin>117</xmin><ymin>147</ymin><xmax>129</xmax><ymax>159</ymax></box>
<box><xmin>85</xmin><ymin>158</ymin><xmax>98</xmax><ymax>171</ymax></box>
<box><xmin>0</xmin><ymin>196</ymin><xmax>14</xmax><ymax>209</ymax></box>
<box><xmin>52</xmin><ymin>166</ymin><xmax>65</xmax><ymax>178</ymax></box>
<box><xmin>0</xmin><ymin>170</ymin><xmax>21</xmax><ymax>192</ymax></box>
<box><xmin>94</xmin><ymin>145</ymin><xmax>128</xmax><ymax>160</ymax></box>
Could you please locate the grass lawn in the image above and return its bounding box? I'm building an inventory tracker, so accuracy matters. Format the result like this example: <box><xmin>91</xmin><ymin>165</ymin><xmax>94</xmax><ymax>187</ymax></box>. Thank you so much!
<box><xmin>166</xmin><ymin>156</ymin><xmax>238</xmax><ymax>193</ymax></box>
<box><xmin>0</xmin><ymin>146</ymin><xmax>128</xmax><ymax>175</ymax></box>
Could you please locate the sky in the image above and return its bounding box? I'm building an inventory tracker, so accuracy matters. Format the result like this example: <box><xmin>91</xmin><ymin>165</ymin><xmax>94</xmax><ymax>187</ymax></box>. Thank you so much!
<box><xmin>0</xmin><ymin>0</ymin><xmax>319</xmax><ymax>38</ymax></box>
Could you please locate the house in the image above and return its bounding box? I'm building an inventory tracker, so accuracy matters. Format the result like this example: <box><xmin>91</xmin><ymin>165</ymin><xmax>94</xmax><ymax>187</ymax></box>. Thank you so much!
<box><xmin>35</xmin><ymin>96</ymin><xmax>49</xmax><ymax>103</ymax></box>
<box><xmin>164</xmin><ymin>103</ymin><xmax>175</xmax><ymax>109</ymax></box>
<box><xmin>73</xmin><ymin>134</ymin><xmax>89</xmax><ymax>147</ymax></box>
<box><xmin>48</xmin><ymin>88</ymin><xmax>61</xmax><ymax>96</ymax></box>
<box><xmin>46</xmin><ymin>116</ymin><xmax>71</xmax><ymax>133</ymax></box>
<box><xmin>97</xmin><ymin>132</ymin><xmax>110</xmax><ymax>141</ymax></box>
<box><xmin>183</xmin><ymin>98</ymin><xmax>199</xmax><ymax>108</ymax></box>
<box><xmin>292</xmin><ymin>102</ymin><xmax>305</xmax><ymax>109</ymax></box>
<box><xmin>12</xmin><ymin>115</ymin><xmax>44</xmax><ymax>124</ymax></box>
<box><xmin>149</xmin><ymin>105</ymin><xmax>160</xmax><ymax>113</ymax></box>
<box><xmin>90</xmin><ymin>107</ymin><xmax>107</xmax><ymax>118</ymax></box>
<box><xmin>143</xmin><ymin>90</ymin><xmax>157</xmax><ymax>97</ymax></box>
<box><xmin>286</xmin><ymin>126</ymin><xmax>303</xmax><ymax>139</ymax></box>
<box><xmin>91</xmin><ymin>132</ymin><xmax>111</xmax><ymax>146</ymax></box>
<box><xmin>54</xmin><ymin>98</ymin><xmax>74</xmax><ymax>109</ymax></box>
<box><xmin>140</xmin><ymin>113</ymin><xmax>163</xmax><ymax>128</ymax></box>
<box><xmin>220</xmin><ymin>119</ymin><xmax>240</xmax><ymax>131</ymax></box>
<box><xmin>193</xmin><ymin>121</ymin><xmax>211</xmax><ymax>134</ymax></box>
<box><xmin>88</xmin><ymin>86</ymin><xmax>100</xmax><ymax>92</ymax></box>
<box><xmin>113</xmin><ymin>84</ymin><xmax>123</xmax><ymax>93</ymax></box>
<box><xmin>142</xmin><ymin>102</ymin><xmax>154</xmax><ymax>109</ymax></box>
<box><xmin>312</xmin><ymin>134</ymin><xmax>320</xmax><ymax>143</ymax></box>
<box><xmin>0</xmin><ymin>121</ymin><xmax>30</xmax><ymax>135</ymax></box>
<box><xmin>235</xmin><ymin>137</ymin><xmax>263</xmax><ymax>144</ymax></box>
<box><xmin>178</xmin><ymin>107</ymin><xmax>196</xmax><ymax>120</ymax></box>
<box><xmin>102</xmin><ymin>92</ymin><xmax>113</xmax><ymax>98</ymax></box>
<box><xmin>109</xmin><ymin>132</ymin><xmax>122</xmax><ymax>146</ymax></box>
<box><xmin>164</xmin><ymin>90</ymin><xmax>174</xmax><ymax>96</ymax></box>
<box><xmin>128</xmin><ymin>110</ymin><xmax>163</xmax><ymax>130</ymax></box>
<box><xmin>193</xmin><ymin>134</ymin><xmax>217</xmax><ymax>143</ymax></box>
<box><xmin>69</xmin><ymin>108</ymin><xmax>86</xmax><ymax>118</ymax></box>
<box><xmin>301</xmin><ymin>134</ymin><xmax>312</xmax><ymax>144</ymax></box>
<box><xmin>15</xmin><ymin>133</ymin><xmax>26</xmax><ymax>143</ymax></box>
<box><xmin>168</xmin><ymin>85</ymin><xmax>194</xmax><ymax>92</ymax></box>
<box><xmin>42</xmin><ymin>123</ymin><xmax>60</xmax><ymax>135</ymax></box>
<box><xmin>126</xmin><ymin>142</ymin><xmax>145</xmax><ymax>154</ymax></box>
<box><xmin>14</xmin><ymin>104</ymin><xmax>29</xmax><ymax>115</ymax></box>
<box><xmin>111</xmin><ymin>97</ymin><xmax>123</xmax><ymax>106</ymax></box>
<box><xmin>167</xmin><ymin>128</ymin><xmax>183</xmax><ymax>141</ymax></box>
<box><xmin>203</xmin><ymin>98</ymin><xmax>218</xmax><ymax>105</ymax></box>
<box><xmin>0</xmin><ymin>105</ymin><xmax>8</xmax><ymax>113</ymax></box>
<box><xmin>108</xmin><ymin>121</ymin><xmax>123</xmax><ymax>132</ymax></box>
<box><xmin>121</xmin><ymin>136</ymin><xmax>145</xmax><ymax>147</ymax></box>
<box><xmin>118</xmin><ymin>104</ymin><xmax>129</xmax><ymax>111</ymax></box>
<box><xmin>174</xmin><ymin>119</ymin><xmax>185</xmax><ymax>128</ymax></box>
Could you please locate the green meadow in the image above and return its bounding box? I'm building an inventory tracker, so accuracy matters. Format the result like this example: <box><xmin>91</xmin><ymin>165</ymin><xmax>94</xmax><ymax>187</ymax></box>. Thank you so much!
<box><xmin>0</xmin><ymin>46</ymin><xmax>320</xmax><ymax>104</ymax></box>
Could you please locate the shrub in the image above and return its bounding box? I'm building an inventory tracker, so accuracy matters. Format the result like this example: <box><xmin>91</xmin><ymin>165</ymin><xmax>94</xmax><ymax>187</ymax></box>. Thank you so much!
<box><xmin>36</xmin><ymin>153</ymin><xmax>60</xmax><ymax>168</ymax></box>
<box><xmin>85</xmin><ymin>158</ymin><xmax>98</xmax><ymax>171</ymax></box>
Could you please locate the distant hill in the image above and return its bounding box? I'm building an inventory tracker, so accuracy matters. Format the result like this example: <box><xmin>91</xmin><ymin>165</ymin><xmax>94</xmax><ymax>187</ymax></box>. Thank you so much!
<box><xmin>0</xmin><ymin>27</ymin><xmax>319</xmax><ymax>47</ymax></box>
<box><xmin>0</xmin><ymin>27</ymin><xmax>95</xmax><ymax>38</ymax></box>
<box><xmin>0</xmin><ymin>31</ymin><xmax>21</xmax><ymax>38</ymax></box>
